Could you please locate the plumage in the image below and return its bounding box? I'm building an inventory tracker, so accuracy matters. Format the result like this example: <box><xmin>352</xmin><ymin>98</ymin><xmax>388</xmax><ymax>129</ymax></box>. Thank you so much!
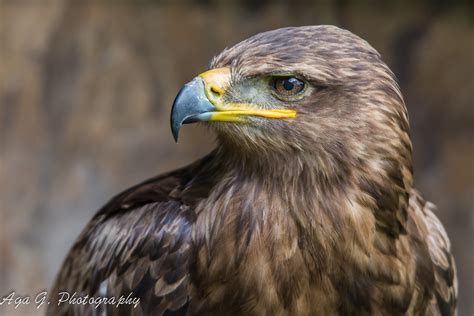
<box><xmin>49</xmin><ymin>25</ymin><xmax>457</xmax><ymax>315</ymax></box>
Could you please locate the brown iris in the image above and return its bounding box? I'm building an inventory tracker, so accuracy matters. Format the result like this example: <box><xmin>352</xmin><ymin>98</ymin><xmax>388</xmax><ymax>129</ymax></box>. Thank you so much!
<box><xmin>272</xmin><ymin>77</ymin><xmax>305</xmax><ymax>97</ymax></box>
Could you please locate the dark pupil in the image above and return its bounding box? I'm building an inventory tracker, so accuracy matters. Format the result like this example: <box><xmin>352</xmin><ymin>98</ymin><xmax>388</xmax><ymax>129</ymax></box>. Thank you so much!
<box><xmin>283</xmin><ymin>78</ymin><xmax>295</xmax><ymax>91</ymax></box>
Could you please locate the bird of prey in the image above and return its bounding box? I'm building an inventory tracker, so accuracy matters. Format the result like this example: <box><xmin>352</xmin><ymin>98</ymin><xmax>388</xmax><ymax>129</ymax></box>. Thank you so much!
<box><xmin>49</xmin><ymin>26</ymin><xmax>457</xmax><ymax>315</ymax></box>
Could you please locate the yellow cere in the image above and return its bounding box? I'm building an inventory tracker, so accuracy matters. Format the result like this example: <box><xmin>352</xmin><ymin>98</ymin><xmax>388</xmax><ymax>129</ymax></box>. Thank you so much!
<box><xmin>199</xmin><ymin>67</ymin><xmax>231</xmax><ymax>100</ymax></box>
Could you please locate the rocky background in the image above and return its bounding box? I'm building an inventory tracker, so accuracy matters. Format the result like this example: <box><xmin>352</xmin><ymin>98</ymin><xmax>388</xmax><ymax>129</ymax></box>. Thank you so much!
<box><xmin>0</xmin><ymin>1</ymin><xmax>472</xmax><ymax>315</ymax></box>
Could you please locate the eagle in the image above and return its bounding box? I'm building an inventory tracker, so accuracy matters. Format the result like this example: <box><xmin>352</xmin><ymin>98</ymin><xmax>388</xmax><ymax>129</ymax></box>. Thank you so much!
<box><xmin>49</xmin><ymin>25</ymin><xmax>457</xmax><ymax>315</ymax></box>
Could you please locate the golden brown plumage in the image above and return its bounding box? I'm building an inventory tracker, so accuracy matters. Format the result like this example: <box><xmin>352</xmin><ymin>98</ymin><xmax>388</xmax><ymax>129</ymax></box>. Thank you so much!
<box><xmin>49</xmin><ymin>26</ymin><xmax>457</xmax><ymax>315</ymax></box>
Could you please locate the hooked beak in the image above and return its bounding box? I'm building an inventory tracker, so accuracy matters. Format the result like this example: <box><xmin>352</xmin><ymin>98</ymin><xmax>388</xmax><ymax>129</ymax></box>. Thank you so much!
<box><xmin>170</xmin><ymin>67</ymin><xmax>296</xmax><ymax>142</ymax></box>
<box><xmin>170</xmin><ymin>77</ymin><xmax>215</xmax><ymax>142</ymax></box>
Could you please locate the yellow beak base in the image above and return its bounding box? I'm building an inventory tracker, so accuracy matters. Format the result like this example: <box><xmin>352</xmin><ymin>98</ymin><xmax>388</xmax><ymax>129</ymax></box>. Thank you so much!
<box><xmin>209</xmin><ymin>108</ymin><xmax>296</xmax><ymax>122</ymax></box>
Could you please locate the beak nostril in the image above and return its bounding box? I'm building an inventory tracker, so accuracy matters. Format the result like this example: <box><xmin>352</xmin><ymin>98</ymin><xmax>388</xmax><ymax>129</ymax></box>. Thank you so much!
<box><xmin>210</xmin><ymin>86</ymin><xmax>222</xmax><ymax>97</ymax></box>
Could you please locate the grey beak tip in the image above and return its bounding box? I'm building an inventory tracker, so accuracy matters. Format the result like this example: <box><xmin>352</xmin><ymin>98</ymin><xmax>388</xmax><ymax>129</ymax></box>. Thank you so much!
<box><xmin>173</xmin><ymin>133</ymin><xmax>180</xmax><ymax>143</ymax></box>
<box><xmin>171</xmin><ymin>121</ymin><xmax>181</xmax><ymax>143</ymax></box>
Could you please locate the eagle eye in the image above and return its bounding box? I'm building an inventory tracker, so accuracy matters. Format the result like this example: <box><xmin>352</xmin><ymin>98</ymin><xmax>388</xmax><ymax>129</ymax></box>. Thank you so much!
<box><xmin>272</xmin><ymin>77</ymin><xmax>305</xmax><ymax>98</ymax></box>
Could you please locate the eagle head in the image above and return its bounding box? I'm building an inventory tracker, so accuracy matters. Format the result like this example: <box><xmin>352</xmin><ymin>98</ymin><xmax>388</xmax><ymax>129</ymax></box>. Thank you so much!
<box><xmin>171</xmin><ymin>25</ymin><xmax>412</xmax><ymax>182</ymax></box>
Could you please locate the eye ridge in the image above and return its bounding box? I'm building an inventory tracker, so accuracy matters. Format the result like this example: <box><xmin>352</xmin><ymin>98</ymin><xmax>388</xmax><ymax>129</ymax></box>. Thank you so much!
<box><xmin>272</xmin><ymin>76</ymin><xmax>305</xmax><ymax>97</ymax></box>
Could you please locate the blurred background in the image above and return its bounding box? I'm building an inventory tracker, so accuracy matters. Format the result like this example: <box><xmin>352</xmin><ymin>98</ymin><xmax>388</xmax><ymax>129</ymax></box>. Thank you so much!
<box><xmin>0</xmin><ymin>0</ymin><xmax>472</xmax><ymax>315</ymax></box>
